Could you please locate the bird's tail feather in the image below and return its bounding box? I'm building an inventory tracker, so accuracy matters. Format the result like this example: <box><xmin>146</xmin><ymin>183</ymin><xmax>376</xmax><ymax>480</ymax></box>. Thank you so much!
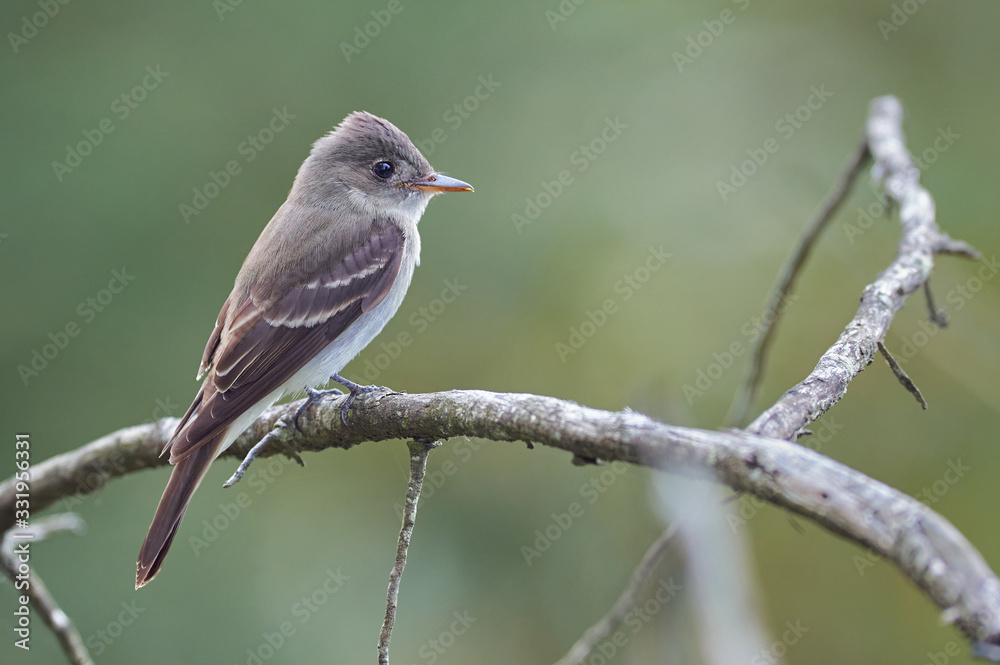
<box><xmin>136</xmin><ymin>436</ymin><xmax>221</xmax><ymax>589</ymax></box>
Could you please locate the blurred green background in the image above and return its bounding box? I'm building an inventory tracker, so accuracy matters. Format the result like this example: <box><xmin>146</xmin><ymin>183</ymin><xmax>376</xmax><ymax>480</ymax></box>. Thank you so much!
<box><xmin>2</xmin><ymin>0</ymin><xmax>999</xmax><ymax>663</ymax></box>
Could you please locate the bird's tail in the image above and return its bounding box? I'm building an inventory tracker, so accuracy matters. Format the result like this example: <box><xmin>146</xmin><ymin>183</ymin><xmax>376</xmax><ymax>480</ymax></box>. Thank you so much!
<box><xmin>135</xmin><ymin>436</ymin><xmax>221</xmax><ymax>589</ymax></box>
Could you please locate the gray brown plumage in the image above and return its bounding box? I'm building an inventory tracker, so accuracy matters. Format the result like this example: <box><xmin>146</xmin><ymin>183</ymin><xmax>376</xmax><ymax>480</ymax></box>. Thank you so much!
<box><xmin>136</xmin><ymin>112</ymin><xmax>472</xmax><ymax>588</ymax></box>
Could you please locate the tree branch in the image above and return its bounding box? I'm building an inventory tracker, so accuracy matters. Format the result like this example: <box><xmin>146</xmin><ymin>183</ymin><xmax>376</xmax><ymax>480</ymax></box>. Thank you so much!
<box><xmin>726</xmin><ymin>139</ymin><xmax>871</xmax><ymax>427</ymax></box>
<box><xmin>551</xmin><ymin>525</ymin><xmax>678</xmax><ymax>665</ymax></box>
<box><xmin>378</xmin><ymin>440</ymin><xmax>438</xmax><ymax>665</ymax></box>
<box><xmin>877</xmin><ymin>340</ymin><xmax>928</xmax><ymax>409</ymax></box>
<box><xmin>3</xmin><ymin>387</ymin><xmax>1000</xmax><ymax>648</ymax></box>
<box><xmin>747</xmin><ymin>96</ymin><xmax>979</xmax><ymax>440</ymax></box>
<box><xmin>1</xmin><ymin>514</ymin><xmax>92</xmax><ymax>665</ymax></box>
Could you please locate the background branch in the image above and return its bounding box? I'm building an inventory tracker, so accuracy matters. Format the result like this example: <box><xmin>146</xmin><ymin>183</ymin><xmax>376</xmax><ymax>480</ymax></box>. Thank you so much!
<box><xmin>726</xmin><ymin>139</ymin><xmax>871</xmax><ymax>427</ymax></box>
<box><xmin>1</xmin><ymin>515</ymin><xmax>92</xmax><ymax>665</ymax></box>
<box><xmin>747</xmin><ymin>96</ymin><xmax>979</xmax><ymax>441</ymax></box>
<box><xmin>552</xmin><ymin>525</ymin><xmax>678</xmax><ymax>665</ymax></box>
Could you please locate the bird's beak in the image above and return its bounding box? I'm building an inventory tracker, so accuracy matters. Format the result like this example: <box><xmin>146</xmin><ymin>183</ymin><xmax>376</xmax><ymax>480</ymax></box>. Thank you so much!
<box><xmin>408</xmin><ymin>174</ymin><xmax>474</xmax><ymax>193</ymax></box>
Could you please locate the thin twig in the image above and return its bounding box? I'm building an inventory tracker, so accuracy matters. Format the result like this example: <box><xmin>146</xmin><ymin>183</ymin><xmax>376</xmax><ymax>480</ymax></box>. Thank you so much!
<box><xmin>552</xmin><ymin>525</ymin><xmax>678</xmax><ymax>665</ymax></box>
<box><xmin>878</xmin><ymin>341</ymin><xmax>928</xmax><ymax>409</ymax></box>
<box><xmin>224</xmin><ymin>417</ymin><xmax>302</xmax><ymax>488</ymax></box>
<box><xmin>934</xmin><ymin>236</ymin><xmax>979</xmax><ymax>258</ymax></box>
<box><xmin>923</xmin><ymin>281</ymin><xmax>949</xmax><ymax>327</ymax></box>
<box><xmin>726</xmin><ymin>140</ymin><xmax>872</xmax><ymax>427</ymax></box>
<box><xmin>0</xmin><ymin>515</ymin><xmax>92</xmax><ymax>665</ymax></box>
<box><xmin>378</xmin><ymin>440</ymin><xmax>440</xmax><ymax>665</ymax></box>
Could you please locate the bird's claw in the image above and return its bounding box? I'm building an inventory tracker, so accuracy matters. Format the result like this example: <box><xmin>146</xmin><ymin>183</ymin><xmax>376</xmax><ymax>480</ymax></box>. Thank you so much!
<box><xmin>292</xmin><ymin>386</ymin><xmax>342</xmax><ymax>431</ymax></box>
<box><xmin>332</xmin><ymin>374</ymin><xmax>388</xmax><ymax>426</ymax></box>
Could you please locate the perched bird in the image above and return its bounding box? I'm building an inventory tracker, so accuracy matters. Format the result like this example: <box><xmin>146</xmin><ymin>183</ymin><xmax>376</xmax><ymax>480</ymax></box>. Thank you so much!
<box><xmin>136</xmin><ymin>112</ymin><xmax>472</xmax><ymax>588</ymax></box>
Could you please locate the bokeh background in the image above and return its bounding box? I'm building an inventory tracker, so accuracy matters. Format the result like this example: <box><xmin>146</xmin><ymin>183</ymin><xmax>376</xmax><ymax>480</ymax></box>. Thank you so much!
<box><xmin>2</xmin><ymin>1</ymin><xmax>999</xmax><ymax>663</ymax></box>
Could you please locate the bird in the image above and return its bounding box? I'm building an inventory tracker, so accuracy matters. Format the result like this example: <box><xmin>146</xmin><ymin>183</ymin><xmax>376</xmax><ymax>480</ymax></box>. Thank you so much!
<box><xmin>136</xmin><ymin>111</ymin><xmax>472</xmax><ymax>588</ymax></box>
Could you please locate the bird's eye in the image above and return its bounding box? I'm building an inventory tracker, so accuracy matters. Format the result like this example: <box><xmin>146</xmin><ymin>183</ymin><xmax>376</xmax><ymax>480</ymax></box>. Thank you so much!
<box><xmin>372</xmin><ymin>161</ymin><xmax>395</xmax><ymax>179</ymax></box>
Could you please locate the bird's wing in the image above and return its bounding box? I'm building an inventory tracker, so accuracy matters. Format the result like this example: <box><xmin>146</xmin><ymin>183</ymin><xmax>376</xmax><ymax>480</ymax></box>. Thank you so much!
<box><xmin>196</xmin><ymin>295</ymin><xmax>231</xmax><ymax>381</ymax></box>
<box><xmin>166</xmin><ymin>224</ymin><xmax>405</xmax><ymax>463</ymax></box>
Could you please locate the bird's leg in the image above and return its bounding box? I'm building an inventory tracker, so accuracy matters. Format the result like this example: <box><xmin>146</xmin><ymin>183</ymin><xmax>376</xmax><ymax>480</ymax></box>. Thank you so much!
<box><xmin>332</xmin><ymin>373</ymin><xmax>387</xmax><ymax>426</ymax></box>
<box><xmin>292</xmin><ymin>386</ymin><xmax>343</xmax><ymax>431</ymax></box>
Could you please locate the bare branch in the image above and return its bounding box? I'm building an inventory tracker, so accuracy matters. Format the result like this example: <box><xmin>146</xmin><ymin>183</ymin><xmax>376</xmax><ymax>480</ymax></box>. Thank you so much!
<box><xmin>1</xmin><ymin>515</ymin><xmax>92</xmax><ymax>665</ymax></box>
<box><xmin>727</xmin><ymin>139</ymin><xmax>872</xmax><ymax>427</ymax></box>
<box><xmin>747</xmin><ymin>96</ymin><xmax>979</xmax><ymax>440</ymax></box>
<box><xmin>877</xmin><ymin>341</ymin><xmax>928</xmax><ymax>409</ymax></box>
<box><xmin>551</xmin><ymin>525</ymin><xmax>677</xmax><ymax>665</ymax></box>
<box><xmin>923</xmin><ymin>281</ymin><xmax>949</xmax><ymax>328</ymax></box>
<box><xmin>3</xmin><ymin>387</ymin><xmax>1000</xmax><ymax>647</ymax></box>
<box><xmin>378</xmin><ymin>440</ymin><xmax>439</xmax><ymax>665</ymax></box>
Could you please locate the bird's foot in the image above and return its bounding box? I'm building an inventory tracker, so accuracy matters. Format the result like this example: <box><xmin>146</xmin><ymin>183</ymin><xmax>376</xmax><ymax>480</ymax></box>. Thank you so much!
<box><xmin>292</xmin><ymin>386</ymin><xmax>343</xmax><ymax>432</ymax></box>
<box><xmin>332</xmin><ymin>373</ymin><xmax>388</xmax><ymax>426</ymax></box>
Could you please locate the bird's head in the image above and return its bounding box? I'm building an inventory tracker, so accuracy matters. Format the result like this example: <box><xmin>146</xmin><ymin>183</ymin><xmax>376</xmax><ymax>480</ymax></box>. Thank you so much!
<box><xmin>294</xmin><ymin>111</ymin><xmax>473</xmax><ymax>218</ymax></box>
